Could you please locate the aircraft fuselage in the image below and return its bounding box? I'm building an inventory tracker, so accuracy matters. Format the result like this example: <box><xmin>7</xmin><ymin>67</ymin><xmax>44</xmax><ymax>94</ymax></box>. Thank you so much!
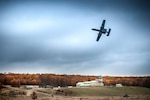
<box><xmin>92</xmin><ymin>19</ymin><xmax>111</xmax><ymax>41</ymax></box>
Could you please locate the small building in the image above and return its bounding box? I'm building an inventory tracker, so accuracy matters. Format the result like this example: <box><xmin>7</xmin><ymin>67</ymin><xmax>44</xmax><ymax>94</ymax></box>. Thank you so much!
<box><xmin>25</xmin><ymin>85</ymin><xmax>39</xmax><ymax>89</ymax></box>
<box><xmin>76</xmin><ymin>75</ymin><xmax>104</xmax><ymax>87</ymax></box>
<box><xmin>116</xmin><ymin>84</ymin><xmax>123</xmax><ymax>87</ymax></box>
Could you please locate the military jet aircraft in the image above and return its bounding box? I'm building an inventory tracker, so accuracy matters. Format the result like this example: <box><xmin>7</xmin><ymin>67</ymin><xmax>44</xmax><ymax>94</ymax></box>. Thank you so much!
<box><xmin>92</xmin><ymin>20</ymin><xmax>111</xmax><ymax>41</ymax></box>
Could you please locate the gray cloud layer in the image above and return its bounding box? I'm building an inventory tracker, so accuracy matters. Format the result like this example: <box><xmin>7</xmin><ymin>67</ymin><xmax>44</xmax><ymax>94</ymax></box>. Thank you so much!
<box><xmin>0</xmin><ymin>0</ymin><xmax>150</xmax><ymax>75</ymax></box>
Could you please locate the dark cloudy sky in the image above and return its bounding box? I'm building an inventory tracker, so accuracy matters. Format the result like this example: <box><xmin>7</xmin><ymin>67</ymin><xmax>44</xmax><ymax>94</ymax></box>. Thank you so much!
<box><xmin>0</xmin><ymin>0</ymin><xmax>150</xmax><ymax>75</ymax></box>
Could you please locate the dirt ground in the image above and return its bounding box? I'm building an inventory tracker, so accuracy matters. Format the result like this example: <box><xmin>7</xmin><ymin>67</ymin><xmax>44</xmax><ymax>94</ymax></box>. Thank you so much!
<box><xmin>0</xmin><ymin>95</ymin><xmax>150</xmax><ymax>100</ymax></box>
<box><xmin>0</xmin><ymin>86</ymin><xmax>150</xmax><ymax>100</ymax></box>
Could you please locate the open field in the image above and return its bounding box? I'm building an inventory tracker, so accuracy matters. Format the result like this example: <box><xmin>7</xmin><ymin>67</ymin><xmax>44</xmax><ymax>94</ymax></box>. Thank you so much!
<box><xmin>0</xmin><ymin>86</ymin><xmax>150</xmax><ymax>100</ymax></box>
<box><xmin>64</xmin><ymin>86</ymin><xmax>150</xmax><ymax>96</ymax></box>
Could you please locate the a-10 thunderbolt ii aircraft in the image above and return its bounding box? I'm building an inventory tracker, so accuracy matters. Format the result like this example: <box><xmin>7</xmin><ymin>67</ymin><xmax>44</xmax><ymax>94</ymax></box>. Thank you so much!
<box><xmin>92</xmin><ymin>20</ymin><xmax>111</xmax><ymax>41</ymax></box>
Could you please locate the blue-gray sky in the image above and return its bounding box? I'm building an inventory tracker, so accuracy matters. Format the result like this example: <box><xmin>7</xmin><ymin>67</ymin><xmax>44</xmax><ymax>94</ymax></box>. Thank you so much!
<box><xmin>0</xmin><ymin>0</ymin><xmax>150</xmax><ymax>76</ymax></box>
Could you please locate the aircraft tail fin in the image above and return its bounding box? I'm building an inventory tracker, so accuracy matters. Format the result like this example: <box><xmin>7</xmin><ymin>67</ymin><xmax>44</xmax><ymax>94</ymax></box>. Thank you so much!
<box><xmin>107</xmin><ymin>28</ymin><xmax>111</xmax><ymax>36</ymax></box>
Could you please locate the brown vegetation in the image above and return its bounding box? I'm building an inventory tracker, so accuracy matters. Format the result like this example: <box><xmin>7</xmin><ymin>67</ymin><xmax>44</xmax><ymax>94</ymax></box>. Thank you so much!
<box><xmin>103</xmin><ymin>76</ymin><xmax>150</xmax><ymax>88</ymax></box>
<box><xmin>0</xmin><ymin>73</ymin><xmax>150</xmax><ymax>88</ymax></box>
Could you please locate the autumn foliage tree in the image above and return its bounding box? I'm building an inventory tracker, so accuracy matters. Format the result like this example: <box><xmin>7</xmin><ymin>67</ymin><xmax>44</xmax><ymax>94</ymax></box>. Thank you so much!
<box><xmin>0</xmin><ymin>73</ymin><xmax>150</xmax><ymax>88</ymax></box>
<box><xmin>10</xmin><ymin>78</ymin><xmax>20</xmax><ymax>87</ymax></box>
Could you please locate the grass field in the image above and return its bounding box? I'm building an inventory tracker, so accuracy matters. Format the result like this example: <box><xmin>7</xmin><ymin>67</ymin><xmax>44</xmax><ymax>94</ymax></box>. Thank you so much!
<box><xmin>63</xmin><ymin>86</ymin><xmax>150</xmax><ymax>96</ymax></box>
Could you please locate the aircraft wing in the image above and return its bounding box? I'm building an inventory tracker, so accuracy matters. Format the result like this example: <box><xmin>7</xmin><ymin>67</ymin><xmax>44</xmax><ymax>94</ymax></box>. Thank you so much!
<box><xmin>96</xmin><ymin>33</ymin><xmax>102</xmax><ymax>41</ymax></box>
<box><xmin>101</xmin><ymin>20</ymin><xmax>105</xmax><ymax>29</ymax></box>
<box><xmin>92</xmin><ymin>28</ymin><xmax>100</xmax><ymax>31</ymax></box>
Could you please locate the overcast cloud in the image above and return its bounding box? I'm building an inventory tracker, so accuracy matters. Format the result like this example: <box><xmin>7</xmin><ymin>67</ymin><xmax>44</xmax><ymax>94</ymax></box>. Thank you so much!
<box><xmin>0</xmin><ymin>0</ymin><xmax>150</xmax><ymax>75</ymax></box>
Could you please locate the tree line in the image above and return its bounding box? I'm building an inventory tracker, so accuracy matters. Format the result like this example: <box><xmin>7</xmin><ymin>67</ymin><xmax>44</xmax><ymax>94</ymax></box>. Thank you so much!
<box><xmin>103</xmin><ymin>76</ymin><xmax>150</xmax><ymax>88</ymax></box>
<box><xmin>0</xmin><ymin>73</ymin><xmax>149</xmax><ymax>88</ymax></box>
